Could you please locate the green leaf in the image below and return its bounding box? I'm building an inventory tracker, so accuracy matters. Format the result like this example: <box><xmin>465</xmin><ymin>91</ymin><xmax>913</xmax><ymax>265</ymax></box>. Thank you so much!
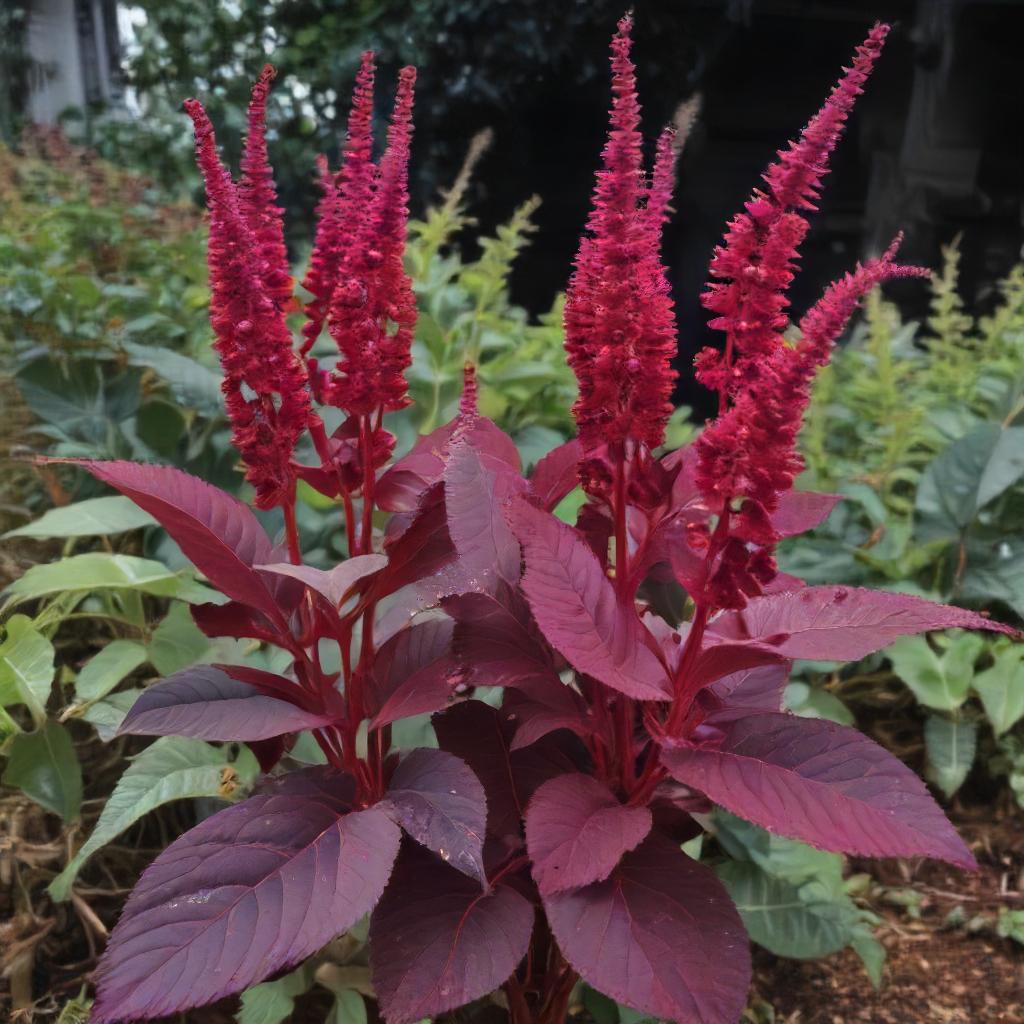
<box><xmin>716</xmin><ymin>859</ymin><xmax>854</xmax><ymax>959</ymax></box>
<box><xmin>850</xmin><ymin>928</ymin><xmax>886</xmax><ymax>988</ymax></box>
<box><xmin>147</xmin><ymin>602</ymin><xmax>211</xmax><ymax>675</ymax></box>
<box><xmin>784</xmin><ymin>682</ymin><xmax>854</xmax><ymax>725</ymax></box>
<box><xmin>924</xmin><ymin>715</ymin><xmax>977</xmax><ymax>797</ymax></box>
<box><xmin>2</xmin><ymin>553</ymin><xmax>219</xmax><ymax>607</ymax></box>
<box><xmin>326</xmin><ymin>989</ymin><xmax>369</xmax><ymax>1024</ymax></box>
<box><xmin>122</xmin><ymin>342</ymin><xmax>224</xmax><ymax>418</ymax></box>
<box><xmin>74</xmin><ymin>640</ymin><xmax>148</xmax><ymax>703</ymax></box>
<box><xmin>916</xmin><ymin>424</ymin><xmax>1024</xmax><ymax>541</ymax></box>
<box><xmin>886</xmin><ymin>636</ymin><xmax>972</xmax><ymax>711</ymax></box>
<box><xmin>961</xmin><ymin>535</ymin><xmax>1024</xmax><ymax>619</ymax></box>
<box><xmin>3</xmin><ymin>496</ymin><xmax>157</xmax><ymax>539</ymax></box>
<box><xmin>48</xmin><ymin>736</ymin><xmax>255</xmax><ymax>901</ymax></box>
<box><xmin>2</xmin><ymin>721</ymin><xmax>82</xmax><ymax>821</ymax></box>
<box><xmin>236</xmin><ymin>964</ymin><xmax>313</xmax><ymax>1024</ymax></box>
<box><xmin>0</xmin><ymin>614</ymin><xmax>55</xmax><ymax>726</ymax></box>
<box><xmin>972</xmin><ymin>646</ymin><xmax>1024</xmax><ymax>735</ymax></box>
<box><xmin>81</xmin><ymin>688</ymin><xmax>143</xmax><ymax>741</ymax></box>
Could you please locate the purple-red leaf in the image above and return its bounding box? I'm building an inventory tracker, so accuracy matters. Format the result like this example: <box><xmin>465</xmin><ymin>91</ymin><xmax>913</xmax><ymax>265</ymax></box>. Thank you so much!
<box><xmin>117</xmin><ymin>666</ymin><xmax>335</xmax><ymax>741</ymax></box>
<box><xmin>770</xmin><ymin>490</ymin><xmax>842</xmax><ymax>537</ymax></box>
<box><xmin>708</xmin><ymin>585</ymin><xmax>1017</xmax><ymax>662</ymax></box>
<box><xmin>434</xmin><ymin>700</ymin><xmax>580</xmax><ymax>838</ymax></box>
<box><xmin>75</xmin><ymin>461</ymin><xmax>291</xmax><ymax>621</ymax></box>
<box><xmin>91</xmin><ymin>768</ymin><xmax>400</xmax><ymax>1022</ymax></box>
<box><xmin>700</xmin><ymin>663</ymin><xmax>791</xmax><ymax>723</ymax></box>
<box><xmin>525</xmin><ymin>772</ymin><xmax>651</xmax><ymax>894</ymax></box>
<box><xmin>369</xmin><ymin>844</ymin><xmax>533</xmax><ymax>1024</ymax></box>
<box><xmin>382</xmin><ymin>748</ymin><xmax>487</xmax><ymax>884</ymax></box>
<box><xmin>544</xmin><ymin>833</ymin><xmax>750</xmax><ymax>1024</ymax></box>
<box><xmin>256</xmin><ymin>553</ymin><xmax>387</xmax><ymax>607</ymax></box>
<box><xmin>509</xmin><ymin>499</ymin><xmax>671</xmax><ymax>700</ymax></box>
<box><xmin>443</xmin><ymin>440</ymin><xmax>522</xmax><ymax>592</ymax></box>
<box><xmin>528</xmin><ymin>438</ymin><xmax>582</xmax><ymax>510</ymax></box>
<box><xmin>661</xmin><ymin>712</ymin><xmax>976</xmax><ymax>868</ymax></box>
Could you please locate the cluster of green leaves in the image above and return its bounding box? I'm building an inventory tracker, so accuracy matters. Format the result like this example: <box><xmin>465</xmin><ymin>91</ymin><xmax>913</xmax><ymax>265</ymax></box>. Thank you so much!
<box><xmin>0</xmin><ymin>499</ymin><xmax>262</xmax><ymax>852</ymax></box>
<box><xmin>788</xmin><ymin>241</ymin><xmax>1024</xmax><ymax>803</ymax></box>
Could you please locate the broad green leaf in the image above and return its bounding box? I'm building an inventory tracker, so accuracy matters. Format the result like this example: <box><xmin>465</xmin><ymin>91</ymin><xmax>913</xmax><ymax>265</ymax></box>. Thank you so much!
<box><xmin>236</xmin><ymin>965</ymin><xmax>313</xmax><ymax>1024</ymax></box>
<box><xmin>916</xmin><ymin>425</ymin><xmax>1024</xmax><ymax>541</ymax></box>
<box><xmin>961</xmin><ymin>535</ymin><xmax>1024</xmax><ymax>619</ymax></box>
<box><xmin>3</xmin><ymin>496</ymin><xmax>156</xmax><ymax>539</ymax></box>
<box><xmin>81</xmin><ymin>688</ymin><xmax>144</xmax><ymax>741</ymax></box>
<box><xmin>924</xmin><ymin>715</ymin><xmax>977</xmax><ymax>798</ymax></box>
<box><xmin>2</xmin><ymin>553</ymin><xmax>219</xmax><ymax>607</ymax></box>
<box><xmin>851</xmin><ymin>927</ymin><xmax>886</xmax><ymax>988</ymax></box>
<box><xmin>972</xmin><ymin>646</ymin><xmax>1024</xmax><ymax>735</ymax></box>
<box><xmin>123</xmin><ymin>342</ymin><xmax>224</xmax><ymax>418</ymax></box>
<box><xmin>886</xmin><ymin>636</ymin><xmax>971</xmax><ymax>711</ymax></box>
<box><xmin>716</xmin><ymin>860</ymin><xmax>854</xmax><ymax>959</ymax></box>
<box><xmin>0</xmin><ymin>614</ymin><xmax>55</xmax><ymax>726</ymax></box>
<box><xmin>2</xmin><ymin>721</ymin><xmax>82</xmax><ymax>821</ymax></box>
<box><xmin>784</xmin><ymin>682</ymin><xmax>855</xmax><ymax>725</ymax></box>
<box><xmin>147</xmin><ymin>602</ymin><xmax>211</xmax><ymax>675</ymax></box>
<box><xmin>48</xmin><ymin>736</ymin><xmax>256</xmax><ymax>901</ymax></box>
<box><xmin>74</xmin><ymin>640</ymin><xmax>148</xmax><ymax>703</ymax></box>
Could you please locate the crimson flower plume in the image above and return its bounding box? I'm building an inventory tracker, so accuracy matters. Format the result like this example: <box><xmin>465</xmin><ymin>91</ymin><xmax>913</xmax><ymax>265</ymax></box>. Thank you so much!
<box><xmin>327</xmin><ymin>65</ymin><xmax>417</xmax><ymax>417</ymax></box>
<box><xmin>564</xmin><ymin>14</ymin><xmax>679</xmax><ymax>454</ymax></box>
<box><xmin>185</xmin><ymin>82</ymin><xmax>311</xmax><ymax>510</ymax></box>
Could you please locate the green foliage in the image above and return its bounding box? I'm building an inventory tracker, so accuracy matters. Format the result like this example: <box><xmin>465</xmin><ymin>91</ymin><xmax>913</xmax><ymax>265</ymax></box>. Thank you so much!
<box><xmin>713</xmin><ymin>813</ymin><xmax>884</xmax><ymax>985</ymax></box>
<box><xmin>788</xmin><ymin>241</ymin><xmax>1024</xmax><ymax>802</ymax></box>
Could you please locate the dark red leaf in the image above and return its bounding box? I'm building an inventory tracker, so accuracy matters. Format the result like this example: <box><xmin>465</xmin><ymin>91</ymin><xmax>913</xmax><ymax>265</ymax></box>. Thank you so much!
<box><xmin>117</xmin><ymin>666</ymin><xmax>335</xmax><ymax>741</ymax></box>
<box><xmin>543</xmin><ymin>833</ymin><xmax>749</xmax><ymax>1023</ymax></box>
<box><xmin>770</xmin><ymin>490</ymin><xmax>842</xmax><ymax>537</ymax></box>
<box><xmin>661</xmin><ymin>712</ymin><xmax>976</xmax><ymax>868</ymax></box>
<box><xmin>528</xmin><ymin>438</ymin><xmax>582</xmax><ymax>510</ymax></box>
<box><xmin>699</xmin><ymin>663</ymin><xmax>791</xmax><ymax>722</ymax></box>
<box><xmin>383</xmin><ymin>748</ymin><xmax>487</xmax><ymax>884</ymax></box>
<box><xmin>443</xmin><ymin>440</ymin><xmax>522</xmax><ymax>593</ymax></box>
<box><xmin>191</xmin><ymin>601</ymin><xmax>283</xmax><ymax>646</ymax></box>
<box><xmin>76</xmin><ymin>461</ymin><xmax>294</xmax><ymax>621</ymax></box>
<box><xmin>525</xmin><ymin>772</ymin><xmax>651</xmax><ymax>894</ymax></box>
<box><xmin>506</xmin><ymin>695</ymin><xmax>594</xmax><ymax>752</ymax></box>
<box><xmin>91</xmin><ymin>768</ymin><xmax>400</xmax><ymax>1022</ymax></box>
<box><xmin>687</xmin><ymin>641</ymin><xmax>788</xmax><ymax>693</ymax></box>
<box><xmin>508</xmin><ymin>499</ymin><xmax>671</xmax><ymax>700</ymax></box>
<box><xmin>707</xmin><ymin>585</ymin><xmax>1018</xmax><ymax>661</ymax></box>
<box><xmin>434</xmin><ymin>701</ymin><xmax>581</xmax><ymax>838</ymax></box>
<box><xmin>369</xmin><ymin>844</ymin><xmax>533</xmax><ymax>1024</ymax></box>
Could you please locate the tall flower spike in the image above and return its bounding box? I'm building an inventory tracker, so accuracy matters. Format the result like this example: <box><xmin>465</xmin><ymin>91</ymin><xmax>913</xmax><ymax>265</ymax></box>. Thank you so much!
<box><xmin>239</xmin><ymin>66</ymin><xmax>292</xmax><ymax>309</ymax></box>
<box><xmin>327</xmin><ymin>65</ymin><xmax>417</xmax><ymax>416</ymax></box>
<box><xmin>186</xmin><ymin>97</ymin><xmax>312</xmax><ymax>510</ymax></box>
<box><xmin>695</xmin><ymin>236</ymin><xmax>928</xmax><ymax>608</ymax></box>
<box><xmin>564</xmin><ymin>15</ymin><xmax>679</xmax><ymax>454</ymax></box>
<box><xmin>301</xmin><ymin>52</ymin><xmax>377</xmax><ymax>355</ymax></box>
<box><xmin>696</xmin><ymin>22</ymin><xmax>890</xmax><ymax>401</ymax></box>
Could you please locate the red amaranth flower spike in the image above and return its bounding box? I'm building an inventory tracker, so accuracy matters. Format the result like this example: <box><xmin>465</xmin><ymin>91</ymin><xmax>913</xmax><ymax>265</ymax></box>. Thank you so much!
<box><xmin>696</xmin><ymin>22</ymin><xmax>890</xmax><ymax>402</ymax></box>
<box><xmin>301</xmin><ymin>52</ymin><xmax>377</xmax><ymax>356</ymax></box>
<box><xmin>239</xmin><ymin>65</ymin><xmax>292</xmax><ymax>310</ymax></box>
<box><xmin>185</xmin><ymin>96</ymin><xmax>312</xmax><ymax>510</ymax></box>
<box><xmin>695</xmin><ymin>235</ymin><xmax>927</xmax><ymax>607</ymax></box>
<box><xmin>327</xmin><ymin>65</ymin><xmax>417</xmax><ymax>417</ymax></box>
<box><xmin>564</xmin><ymin>14</ymin><xmax>678</xmax><ymax>455</ymax></box>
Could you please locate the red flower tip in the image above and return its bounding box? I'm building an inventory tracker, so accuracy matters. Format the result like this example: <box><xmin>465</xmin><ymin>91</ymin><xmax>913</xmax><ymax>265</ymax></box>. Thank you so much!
<box><xmin>240</xmin><ymin>64</ymin><xmax>291</xmax><ymax>310</ymax></box>
<box><xmin>698</xmin><ymin>23</ymin><xmax>891</xmax><ymax>405</ymax></box>
<box><xmin>301</xmin><ymin>51</ymin><xmax>377</xmax><ymax>355</ymax></box>
<box><xmin>187</xmin><ymin>92</ymin><xmax>312</xmax><ymax>510</ymax></box>
<box><xmin>326</xmin><ymin>64</ymin><xmax>417</xmax><ymax>417</ymax></box>
<box><xmin>564</xmin><ymin>17</ymin><xmax>678</xmax><ymax>455</ymax></box>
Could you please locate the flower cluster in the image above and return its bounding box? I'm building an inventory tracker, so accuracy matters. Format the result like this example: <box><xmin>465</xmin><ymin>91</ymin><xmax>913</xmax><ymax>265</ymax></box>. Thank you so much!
<box><xmin>185</xmin><ymin>70</ymin><xmax>311</xmax><ymax>510</ymax></box>
<box><xmin>691</xmin><ymin>23</ymin><xmax>928</xmax><ymax>608</ymax></box>
<box><xmin>564</xmin><ymin>15</ymin><xmax>678</xmax><ymax>454</ymax></box>
<box><xmin>316</xmin><ymin>61</ymin><xmax>418</xmax><ymax>419</ymax></box>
